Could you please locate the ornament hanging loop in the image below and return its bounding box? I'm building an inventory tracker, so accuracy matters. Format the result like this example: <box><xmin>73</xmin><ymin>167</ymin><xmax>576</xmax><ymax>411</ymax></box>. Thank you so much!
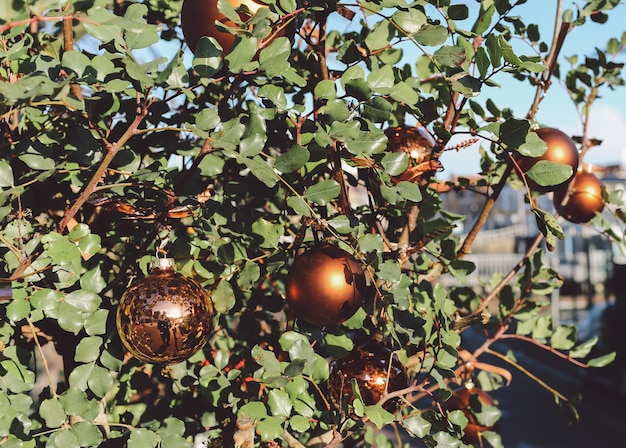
<box><xmin>155</xmin><ymin>223</ymin><xmax>171</xmax><ymax>259</ymax></box>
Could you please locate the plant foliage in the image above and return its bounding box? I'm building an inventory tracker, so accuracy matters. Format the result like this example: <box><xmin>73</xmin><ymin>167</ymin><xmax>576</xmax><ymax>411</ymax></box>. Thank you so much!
<box><xmin>0</xmin><ymin>0</ymin><xmax>625</xmax><ymax>446</ymax></box>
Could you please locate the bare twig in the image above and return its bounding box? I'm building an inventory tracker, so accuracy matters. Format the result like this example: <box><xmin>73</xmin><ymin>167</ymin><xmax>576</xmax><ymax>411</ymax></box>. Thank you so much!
<box><xmin>58</xmin><ymin>94</ymin><xmax>152</xmax><ymax>232</ymax></box>
<box><xmin>26</xmin><ymin>316</ymin><xmax>58</xmax><ymax>399</ymax></box>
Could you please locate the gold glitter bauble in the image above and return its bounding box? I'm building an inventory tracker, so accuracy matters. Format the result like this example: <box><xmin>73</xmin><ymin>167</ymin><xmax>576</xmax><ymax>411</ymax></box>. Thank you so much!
<box><xmin>116</xmin><ymin>258</ymin><xmax>214</xmax><ymax>365</ymax></box>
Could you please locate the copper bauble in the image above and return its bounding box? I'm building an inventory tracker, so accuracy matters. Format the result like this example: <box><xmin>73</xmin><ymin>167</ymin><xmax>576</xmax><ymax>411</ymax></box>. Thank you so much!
<box><xmin>328</xmin><ymin>341</ymin><xmax>409</xmax><ymax>412</ymax></box>
<box><xmin>444</xmin><ymin>386</ymin><xmax>496</xmax><ymax>445</ymax></box>
<box><xmin>385</xmin><ymin>125</ymin><xmax>437</xmax><ymax>184</ymax></box>
<box><xmin>285</xmin><ymin>243</ymin><xmax>366</xmax><ymax>327</ymax></box>
<box><xmin>385</xmin><ymin>125</ymin><xmax>436</xmax><ymax>165</ymax></box>
<box><xmin>553</xmin><ymin>170</ymin><xmax>604</xmax><ymax>224</ymax></box>
<box><xmin>181</xmin><ymin>0</ymin><xmax>295</xmax><ymax>54</ymax></box>
<box><xmin>515</xmin><ymin>127</ymin><xmax>579</xmax><ymax>193</ymax></box>
<box><xmin>117</xmin><ymin>258</ymin><xmax>215</xmax><ymax>365</ymax></box>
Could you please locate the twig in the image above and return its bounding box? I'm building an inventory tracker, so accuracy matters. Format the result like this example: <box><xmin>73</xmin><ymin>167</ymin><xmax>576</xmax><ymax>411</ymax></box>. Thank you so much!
<box><xmin>26</xmin><ymin>316</ymin><xmax>58</xmax><ymax>398</ymax></box>
<box><xmin>58</xmin><ymin>94</ymin><xmax>152</xmax><ymax>232</ymax></box>
<box><xmin>497</xmin><ymin>333</ymin><xmax>589</xmax><ymax>369</ymax></box>
<box><xmin>526</xmin><ymin>0</ymin><xmax>570</xmax><ymax>121</ymax></box>
<box><xmin>486</xmin><ymin>348</ymin><xmax>568</xmax><ymax>401</ymax></box>
<box><xmin>473</xmin><ymin>232</ymin><xmax>544</xmax><ymax>314</ymax></box>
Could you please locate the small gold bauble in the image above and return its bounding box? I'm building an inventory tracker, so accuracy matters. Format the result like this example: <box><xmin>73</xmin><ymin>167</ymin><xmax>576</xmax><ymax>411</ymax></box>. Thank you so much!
<box><xmin>116</xmin><ymin>258</ymin><xmax>214</xmax><ymax>365</ymax></box>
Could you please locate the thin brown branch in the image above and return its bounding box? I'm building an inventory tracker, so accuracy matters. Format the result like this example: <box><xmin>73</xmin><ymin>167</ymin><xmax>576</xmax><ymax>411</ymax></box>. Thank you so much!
<box><xmin>527</xmin><ymin>0</ymin><xmax>570</xmax><ymax>121</ymax></box>
<box><xmin>26</xmin><ymin>316</ymin><xmax>58</xmax><ymax>398</ymax></box>
<box><xmin>457</xmin><ymin>163</ymin><xmax>514</xmax><ymax>259</ymax></box>
<box><xmin>498</xmin><ymin>333</ymin><xmax>589</xmax><ymax>369</ymax></box>
<box><xmin>58</xmin><ymin>95</ymin><xmax>152</xmax><ymax>232</ymax></box>
<box><xmin>486</xmin><ymin>348</ymin><xmax>569</xmax><ymax>401</ymax></box>
<box><xmin>472</xmin><ymin>232</ymin><xmax>544</xmax><ymax>314</ymax></box>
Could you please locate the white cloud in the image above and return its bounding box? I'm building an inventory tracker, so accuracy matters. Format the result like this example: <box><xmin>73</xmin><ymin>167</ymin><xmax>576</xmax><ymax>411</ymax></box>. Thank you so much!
<box><xmin>584</xmin><ymin>105</ymin><xmax>626</xmax><ymax>168</ymax></box>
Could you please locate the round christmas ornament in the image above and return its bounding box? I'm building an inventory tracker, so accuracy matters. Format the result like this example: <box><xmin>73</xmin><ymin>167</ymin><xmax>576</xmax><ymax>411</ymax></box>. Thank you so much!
<box><xmin>328</xmin><ymin>340</ymin><xmax>409</xmax><ymax>412</ymax></box>
<box><xmin>285</xmin><ymin>243</ymin><xmax>367</xmax><ymax>327</ymax></box>
<box><xmin>116</xmin><ymin>258</ymin><xmax>215</xmax><ymax>365</ymax></box>
<box><xmin>444</xmin><ymin>384</ymin><xmax>497</xmax><ymax>445</ymax></box>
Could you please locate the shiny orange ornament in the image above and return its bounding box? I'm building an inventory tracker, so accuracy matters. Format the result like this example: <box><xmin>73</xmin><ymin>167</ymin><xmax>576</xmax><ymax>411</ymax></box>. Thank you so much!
<box><xmin>181</xmin><ymin>0</ymin><xmax>295</xmax><ymax>54</ymax></box>
<box><xmin>515</xmin><ymin>127</ymin><xmax>579</xmax><ymax>193</ymax></box>
<box><xmin>117</xmin><ymin>258</ymin><xmax>215</xmax><ymax>365</ymax></box>
<box><xmin>328</xmin><ymin>341</ymin><xmax>409</xmax><ymax>412</ymax></box>
<box><xmin>553</xmin><ymin>170</ymin><xmax>605</xmax><ymax>224</ymax></box>
<box><xmin>285</xmin><ymin>243</ymin><xmax>366</xmax><ymax>327</ymax></box>
<box><xmin>385</xmin><ymin>125</ymin><xmax>439</xmax><ymax>184</ymax></box>
<box><xmin>445</xmin><ymin>386</ymin><xmax>496</xmax><ymax>445</ymax></box>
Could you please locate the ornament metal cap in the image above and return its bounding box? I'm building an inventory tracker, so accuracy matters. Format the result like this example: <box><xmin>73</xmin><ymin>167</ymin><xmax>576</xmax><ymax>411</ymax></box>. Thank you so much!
<box><xmin>151</xmin><ymin>257</ymin><xmax>175</xmax><ymax>271</ymax></box>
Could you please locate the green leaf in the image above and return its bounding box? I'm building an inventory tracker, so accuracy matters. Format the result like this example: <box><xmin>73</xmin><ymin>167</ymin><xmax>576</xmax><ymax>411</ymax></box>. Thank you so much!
<box><xmin>587</xmin><ymin>352</ymin><xmax>616</xmax><ymax>368</ymax></box>
<box><xmin>274</xmin><ymin>145</ymin><xmax>310</xmax><ymax>173</ymax></box>
<box><xmin>414</xmin><ymin>24</ymin><xmax>448</xmax><ymax>46</ymax></box>
<box><xmin>287</xmin><ymin>195</ymin><xmax>311</xmax><ymax>216</ymax></box>
<box><xmin>526</xmin><ymin>160</ymin><xmax>573</xmax><ymax>187</ymax></box>
<box><xmin>196</xmin><ymin>108</ymin><xmax>220</xmax><ymax>131</ymax></box>
<box><xmin>240</xmin><ymin>156</ymin><xmax>278</xmax><ymax>187</ymax></box>
<box><xmin>251</xmin><ymin>345</ymin><xmax>282</xmax><ymax>375</ymax></box>
<box><xmin>327</xmin><ymin>215</ymin><xmax>359</xmax><ymax>234</ymax></box>
<box><xmin>517</xmin><ymin>131</ymin><xmax>548</xmax><ymax>157</ymax></box>
<box><xmin>499</xmin><ymin>118</ymin><xmax>529</xmax><ymax>151</ymax></box>
<box><xmin>305</xmin><ymin>179</ymin><xmax>340</xmax><ymax>206</ymax></box>
<box><xmin>569</xmin><ymin>336</ymin><xmax>598</xmax><ymax>359</ymax></box>
<box><xmin>257</xmin><ymin>416</ymin><xmax>284</xmax><ymax>441</ymax></box>
<box><xmin>252</xmin><ymin>218</ymin><xmax>282</xmax><ymax>248</ymax></box>
<box><xmin>259</xmin><ymin>84</ymin><xmax>287</xmax><ymax>110</ymax></box>
<box><xmin>40</xmin><ymin>398</ymin><xmax>66</xmax><ymax>428</ymax></box>
<box><xmin>268</xmin><ymin>389</ymin><xmax>293</xmax><ymax>418</ymax></box>
<box><xmin>551</xmin><ymin>324</ymin><xmax>577</xmax><ymax>350</ymax></box>
<box><xmin>289</xmin><ymin>414</ymin><xmax>310</xmax><ymax>432</ymax></box>
<box><xmin>75</xmin><ymin>336</ymin><xmax>103</xmax><ymax>363</ymax></box>
<box><xmin>71</xmin><ymin>422</ymin><xmax>103</xmax><ymax>447</ymax></box>
<box><xmin>88</xmin><ymin>365</ymin><xmax>116</xmax><ymax>398</ymax></box>
<box><xmin>364</xmin><ymin>405</ymin><xmax>394</xmax><ymax>429</ymax></box>
<box><xmin>64</xmin><ymin>290</ymin><xmax>102</xmax><ymax>314</ymax></box>
<box><xmin>433</xmin><ymin>45</ymin><xmax>466</xmax><ymax>67</ymax></box>
<box><xmin>6</xmin><ymin>297</ymin><xmax>30</xmax><ymax>323</ymax></box>
<box><xmin>394</xmin><ymin>181</ymin><xmax>423</xmax><ymax>202</ymax></box>
<box><xmin>368</xmin><ymin>65</ymin><xmax>395</xmax><ymax>94</ymax></box>
<box><xmin>128</xmin><ymin>429</ymin><xmax>160</xmax><ymax>448</ymax></box>
<box><xmin>48</xmin><ymin>428</ymin><xmax>79</xmax><ymax>447</ymax></box>
<box><xmin>392</xmin><ymin>9</ymin><xmax>427</xmax><ymax>34</ymax></box>
<box><xmin>402</xmin><ymin>412</ymin><xmax>432</xmax><ymax>438</ymax></box>
<box><xmin>314</xmin><ymin>79</ymin><xmax>337</xmax><ymax>100</ymax></box>
<box><xmin>212</xmin><ymin>280</ymin><xmax>235</xmax><ymax>314</ymax></box>
<box><xmin>237</xmin><ymin>261</ymin><xmax>260</xmax><ymax>290</ymax></box>
<box><xmin>57</xmin><ymin>301</ymin><xmax>88</xmax><ymax>334</ymax></box>
<box><xmin>239</xmin><ymin>401</ymin><xmax>268</xmax><ymax>420</ymax></box>
<box><xmin>0</xmin><ymin>160</ymin><xmax>14</xmax><ymax>187</ymax></box>
<box><xmin>390</xmin><ymin>81</ymin><xmax>420</xmax><ymax>104</ymax></box>
<box><xmin>198</xmin><ymin>153</ymin><xmax>225</xmax><ymax>177</ymax></box>
<box><xmin>18</xmin><ymin>153</ymin><xmax>55</xmax><ymax>171</ymax></box>
<box><xmin>59</xmin><ymin>387</ymin><xmax>91</xmax><ymax>416</ymax></box>
<box><xmin>365</xmin><ymin>20</ymin><xmax>395</xmax><ymax>51</ymax></box>
<box><xmin>193</xmin><ymin>38</ymin><xmax>224</xmax><ymax>79</ymax></box>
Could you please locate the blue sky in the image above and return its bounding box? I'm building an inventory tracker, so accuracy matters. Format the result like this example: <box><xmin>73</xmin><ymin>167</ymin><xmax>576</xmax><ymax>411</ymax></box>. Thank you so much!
<box><xmin>436</xmin><ymin>1</ymin><xmax>626</xmax><ymax>177</ymax></box>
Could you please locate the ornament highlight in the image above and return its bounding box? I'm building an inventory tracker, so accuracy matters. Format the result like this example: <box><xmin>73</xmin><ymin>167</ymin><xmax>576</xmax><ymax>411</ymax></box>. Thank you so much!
<box><xmin>117</xmin><ymin>258</ymin><xmax>215</xmax><ymax>364</ymax></box>
<box><xmin>285</xmin><ymin>243</ymin><xmax>366</xmax><ymax>326</ymax></box>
